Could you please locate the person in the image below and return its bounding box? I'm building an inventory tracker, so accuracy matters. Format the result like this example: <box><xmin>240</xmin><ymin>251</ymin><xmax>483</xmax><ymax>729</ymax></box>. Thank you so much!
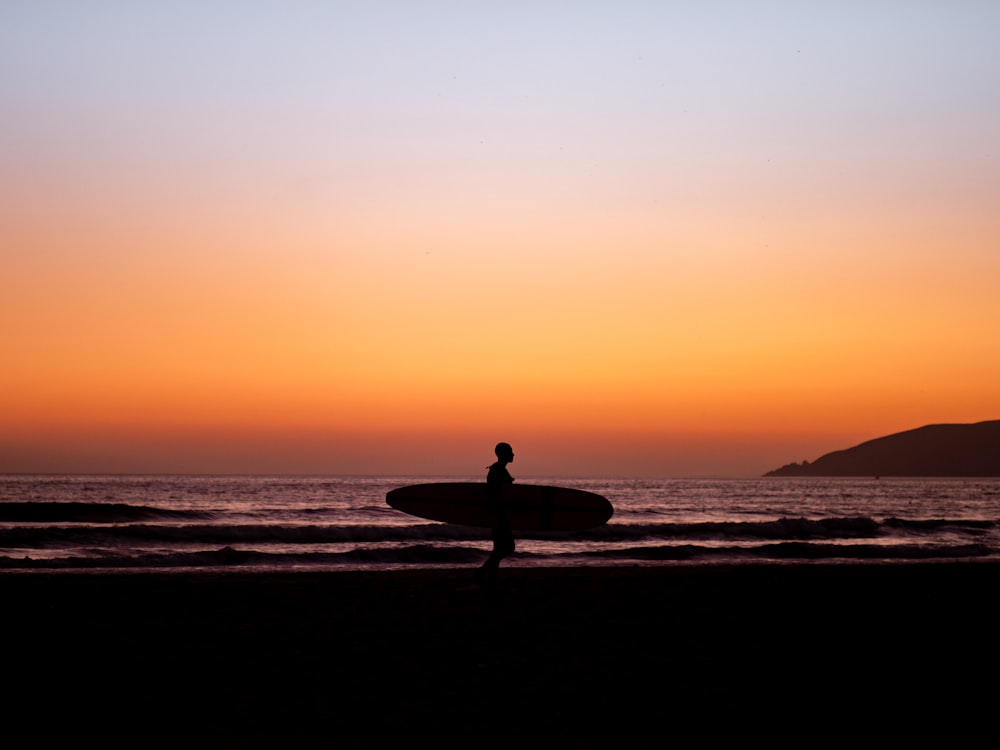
<box><xmin>477</xmin><ymin>442</ymin><xmax>516</xmax><ymax>588</ymax></box>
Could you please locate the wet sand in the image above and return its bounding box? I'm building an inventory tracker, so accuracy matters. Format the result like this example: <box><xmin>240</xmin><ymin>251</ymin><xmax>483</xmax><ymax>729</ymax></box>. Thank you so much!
<box><xmin>4</xmin><ymin>563</ymin><xmax>997</xmax><ymax>746</ymax></box>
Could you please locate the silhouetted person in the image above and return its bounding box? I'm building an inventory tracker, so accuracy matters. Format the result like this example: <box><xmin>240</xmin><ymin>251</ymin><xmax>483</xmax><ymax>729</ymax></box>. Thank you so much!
<box><xmin>477</xmin><ymin>442</ymin><xmax>515</xmax><ymax>588</ymax></box>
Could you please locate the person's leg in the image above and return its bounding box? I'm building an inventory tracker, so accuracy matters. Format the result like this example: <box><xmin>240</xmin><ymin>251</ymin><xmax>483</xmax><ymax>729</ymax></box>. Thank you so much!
<box><xmin>477</xmin><ymin>527</ymin><xmax>510</xmax><ymax>587</ymax></box>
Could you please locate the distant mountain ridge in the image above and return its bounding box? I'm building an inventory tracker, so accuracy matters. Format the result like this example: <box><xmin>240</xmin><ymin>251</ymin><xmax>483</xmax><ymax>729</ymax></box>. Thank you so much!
<box><xmin>764</xmin><ymin>420</ymin><xmax>1000</xmax><ymax>477</ymax></box>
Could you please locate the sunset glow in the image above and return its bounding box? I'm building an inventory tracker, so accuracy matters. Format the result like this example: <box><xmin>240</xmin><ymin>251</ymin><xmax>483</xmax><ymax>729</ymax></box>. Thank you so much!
<box><xmin>3</xmin><ymin>3</ymin><xmax>998</xmax><ymax>476</ymax></box>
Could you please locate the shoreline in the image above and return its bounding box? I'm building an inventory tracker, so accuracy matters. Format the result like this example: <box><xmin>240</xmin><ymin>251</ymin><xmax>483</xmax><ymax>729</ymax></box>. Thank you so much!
<box><xmin>5</xmin><ymin>562</ymin><xmax>996</xmax><ymax>745</ymax></box>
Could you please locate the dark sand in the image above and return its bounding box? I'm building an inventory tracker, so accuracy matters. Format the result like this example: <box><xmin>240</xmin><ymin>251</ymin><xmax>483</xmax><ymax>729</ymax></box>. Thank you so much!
<box><xmin>4</xmin><ymin>563</ymin><xmax>997</xmax><ymax>746</ymax></box>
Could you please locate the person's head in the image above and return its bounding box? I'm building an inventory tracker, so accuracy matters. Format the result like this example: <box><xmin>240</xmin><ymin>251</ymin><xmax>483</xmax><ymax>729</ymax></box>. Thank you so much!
<box><xmin>494</xmin><ymin>442</ymin><xmax>514</xmax><ymax>463</ymax></box>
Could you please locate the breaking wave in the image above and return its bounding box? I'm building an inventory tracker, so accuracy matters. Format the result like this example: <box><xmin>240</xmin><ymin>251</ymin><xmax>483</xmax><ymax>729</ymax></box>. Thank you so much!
<box><xmin>1</xmin><ymin>510</ymin><xmax>995</xmax><ymax>570</ymax></box>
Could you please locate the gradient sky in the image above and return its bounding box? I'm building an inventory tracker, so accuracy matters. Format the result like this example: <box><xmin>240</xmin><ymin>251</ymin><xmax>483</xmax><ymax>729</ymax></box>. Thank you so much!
<box><xmin>3</xmin><ymin>2</ymin><xmax>998</xmax><ymax>477</ymax></box>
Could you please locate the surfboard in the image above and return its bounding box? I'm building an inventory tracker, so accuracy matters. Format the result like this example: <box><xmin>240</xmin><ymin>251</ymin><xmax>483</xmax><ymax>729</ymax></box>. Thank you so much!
<box><xmin>385</xmin><ymin>482</ymin><xmax>613</xmax><ymax>532</ymax></box>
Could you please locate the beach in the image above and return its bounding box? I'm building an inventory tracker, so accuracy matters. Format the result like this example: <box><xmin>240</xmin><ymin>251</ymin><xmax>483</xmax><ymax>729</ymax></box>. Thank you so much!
<box><xmin>4</xmin><ymin>562</ymin><xmax>996</xmax><ymax>746</ymax></box>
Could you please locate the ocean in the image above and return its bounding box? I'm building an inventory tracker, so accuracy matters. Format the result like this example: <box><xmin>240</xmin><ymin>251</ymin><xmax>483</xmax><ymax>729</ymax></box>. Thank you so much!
<box><xmin>1</xmin><ymin>474</ymin><xmax>997</xmax><ymax>572</ymax></box>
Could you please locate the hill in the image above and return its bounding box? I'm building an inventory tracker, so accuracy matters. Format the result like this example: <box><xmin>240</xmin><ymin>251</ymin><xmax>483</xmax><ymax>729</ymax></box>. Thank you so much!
<box><xmin>764</xmin><ymin>420</ymin><xmax>1000</xmax><ymax>477</ymax></box>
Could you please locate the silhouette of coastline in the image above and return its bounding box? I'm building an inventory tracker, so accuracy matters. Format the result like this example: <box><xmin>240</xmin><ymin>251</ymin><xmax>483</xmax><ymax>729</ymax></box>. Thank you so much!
<box><xmin>765</xmin><ymin>420</ymin><xmax>1000</xmax><ymax>477</ymax></box>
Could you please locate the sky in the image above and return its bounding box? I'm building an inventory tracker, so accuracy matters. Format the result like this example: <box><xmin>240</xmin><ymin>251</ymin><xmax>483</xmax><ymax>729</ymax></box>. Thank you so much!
<box><xmin>2</xmin><ymin>1</ymin><xmax>998</xmax><ymax>477</ymax></box>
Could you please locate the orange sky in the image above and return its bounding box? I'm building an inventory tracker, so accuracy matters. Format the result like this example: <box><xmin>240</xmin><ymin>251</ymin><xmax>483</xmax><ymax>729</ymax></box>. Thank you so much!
<box><xmin>2</xmin><ymin>4</ymin><xmax>998</xmax><ymax>476</ymax></box>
